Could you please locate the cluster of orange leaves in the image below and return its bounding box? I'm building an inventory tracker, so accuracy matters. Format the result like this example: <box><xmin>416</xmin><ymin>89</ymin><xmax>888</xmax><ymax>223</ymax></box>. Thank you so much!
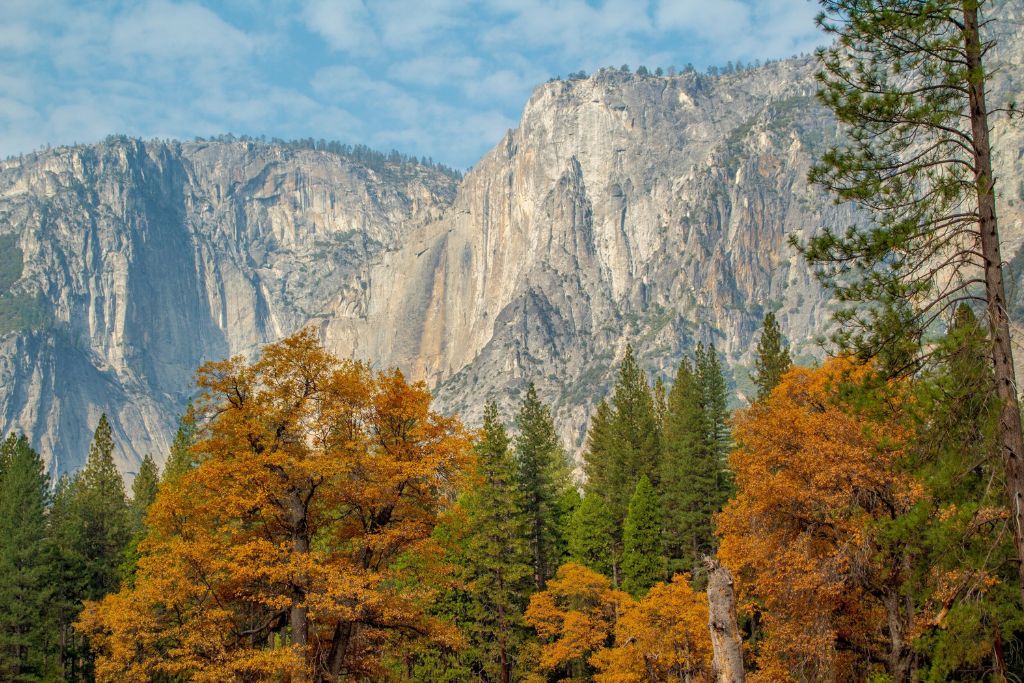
<box><xmin>717</xmin><ymin>357</ymin><xmax>922</xmax><ymax>682</ymax></box>
<box><xmin>524</xmin><ymin>563</ymin><xmax>713</xmax><ymax>682</ymax></box>
<box><xmin>77</xmin><ymin>330</ymin><xmax>474</xmax><ymax>682</ymax></box>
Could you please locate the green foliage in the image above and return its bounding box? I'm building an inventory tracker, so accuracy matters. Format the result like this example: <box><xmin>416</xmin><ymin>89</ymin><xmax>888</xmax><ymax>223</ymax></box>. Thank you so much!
<box><xmin>798</xmin><ymin>0</ymin><xmax>1000</xmax><ymax>370</ymax></box>
<box><xmin>752</xmin><ymin>311</ymin><xmax>792</xmax><ymax>400</ymax></box>
<box><xmin>122</xmin><ymin>453</ymin><xmax>159</xmax><ymax>583</ymax></box>
<box><xmin>568</xmin><ymin>493</ymin><xmax>618</xmax><ymax>578</ymax></box>
<box><xmin>0</xmin><ymin>434</ymin><xmax>54</xmax><ymax>681</ymax></box>
<box><xmin>621</xmin><ymin>476</ymin><xmax>665</xmax><ymax>596</ymax></box>
<box><xmin>661</xmin><ymin>358</ymin><xmax>712</xmax><ymax>574</ymax></box>
<box><xmin>459</xmin><ymin>401</ymin><xmax>534</xmax><ymax>681</ymax></box>
<box><xmin>161</xmin><ymin>404</ymin><xmax>196</xmax><ymax>486</ymax></box>
<box><xmin>901</xmin><ymin>306</ymin><xmax>1024</xmax><ymax>679</ymax></box>
<box><xmin>514</xmin><ymin>384</ymin><xmax>573</xmax><ymax>590</ymax></box>
<box><xmin>581</xmin><ymin>345</ymin><xmax>661</xmax><ymax>562</ymax></box>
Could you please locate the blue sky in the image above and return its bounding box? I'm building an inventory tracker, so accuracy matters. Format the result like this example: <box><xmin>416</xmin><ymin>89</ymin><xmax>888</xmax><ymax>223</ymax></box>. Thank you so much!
<box><xmin>1</xmin><ymin>0</ymin><xmax>824</xmax><ymax>169</ymax></box>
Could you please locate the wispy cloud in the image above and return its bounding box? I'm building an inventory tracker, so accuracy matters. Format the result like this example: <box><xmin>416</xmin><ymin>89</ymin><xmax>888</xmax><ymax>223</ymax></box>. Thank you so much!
<box><xmin>0</xmin><ymin>0</ymin><xmax>825</xmax><ymax>168</ymax></box>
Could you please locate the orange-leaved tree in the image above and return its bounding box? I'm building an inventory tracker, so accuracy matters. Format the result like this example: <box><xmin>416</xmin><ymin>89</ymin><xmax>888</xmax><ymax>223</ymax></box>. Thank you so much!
<box><xmin>525</xmin><ymin>563</ymin><xmax>713</xmax><ymax>682</ymax></box>
<box><xmin>77</xmin><ymin>330</ymin><xmax>473</xmax><ymax>682</ymax></box>
<box><xmin>717</xmin><ymin>357</ymin><xmax>921</xmax><ymax>682</ymax></box>
<box><xmin>591</xmin><ymin>574</ymin><xmax>713</xmax><ymax>683</ymax></box>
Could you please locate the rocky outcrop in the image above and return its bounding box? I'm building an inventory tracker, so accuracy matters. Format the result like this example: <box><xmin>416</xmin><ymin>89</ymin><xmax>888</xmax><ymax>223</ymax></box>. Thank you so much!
<box><xmin>2</xmin><ymin>12</ymin><xmax>1024</xmax><ymax>475</ymax></box>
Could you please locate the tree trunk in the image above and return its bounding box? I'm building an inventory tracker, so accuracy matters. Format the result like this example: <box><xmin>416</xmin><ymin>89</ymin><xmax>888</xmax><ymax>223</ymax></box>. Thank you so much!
<box><xmin>704</xmin><ymin>557</ymin><xmax>744</xmax><ymax>683</ymax></box>
<box><xmin>288</xmin><ymin>492</ymin><xmax>310</xmax><ymax>663</ymax></box>
<box><xmin>964</xmin><ymin>1</ymin><xmax>1024</xmax><ymax>604</ymax></box>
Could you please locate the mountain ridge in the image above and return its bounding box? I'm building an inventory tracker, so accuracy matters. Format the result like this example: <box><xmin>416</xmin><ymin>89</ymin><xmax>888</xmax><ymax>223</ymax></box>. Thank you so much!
<box><xmin>3</xmin><ymin>30</ymin><xmax>1024</xmax><ymax>475</ymax></box>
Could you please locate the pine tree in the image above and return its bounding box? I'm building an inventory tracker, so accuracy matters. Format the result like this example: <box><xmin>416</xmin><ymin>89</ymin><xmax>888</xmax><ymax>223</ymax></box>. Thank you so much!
<box><xmin>621</xmin><ymin>476</ymin><xmax>665</xmax><ymax>597</ymax></box>
<box><xmin>660</xmin><ymin>358</ymin><xmax>715</xmax><ymax>573</ymax></box>
<box><xmin>514</xmin><ymin>384</ymin><xmax>572</xmax><ymax>590</ymax></box>
<box><xmin>568</xmin><ymin>493</ymin><xmax>617</xmax><ymax>578</ymax></box>
<box><xmin>801</xmin><ymin>0</ymin><xmax>1024</xmax><ymax>598</ymax></box>
<box><xmin>609</xmin><ymin>345</ymin><xmax>661</xmax><ymax>489</ymax></box>
<box><xmin>752</xmin><ymin>311</ymin><xmax>792</xmax><ymax>400</ymax></box>
<box><xmin>460</xmin><ymin>402</ymin><xmax>532</xmax><ymax>683</ymax></box>
<box><xmin>74</xmin><ymin>414</ymin><xmax>132</xmax><ymax>599</ymax></box>
<box><xmin>130</xmin><ymin>454</ymin><xmax>159</xmax><ymax>528</ymax></box>
<box><xmin>0</xmin><ymin>434</ymin><xmax>53</xmax><ymax>680</ymax></box>
<box><xmin>696</xmin><ymin>343</ymin><xmax>732</xmax><ymax>502</ymax></box>
<box><xmin>162</xmin><ymin>404</ymin><xmax>196</xmax><ymax>486</ymax></box>
<box><xmin>581</xmin><ymin>346</ymin><xmax>660</xmax><ymax>571</ymax></box>
<box><xmin>122</xmin><ymin>453</ymin><xmax>160</xmax><ymax>582</ymax></box>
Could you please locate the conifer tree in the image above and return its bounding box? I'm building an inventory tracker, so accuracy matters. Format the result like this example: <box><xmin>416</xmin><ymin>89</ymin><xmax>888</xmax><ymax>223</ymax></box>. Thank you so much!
<box><xmin>568</xmin><ymin>493</ymin><xmax>617</xmax><ymax>578</ymax></box>
<box><xmin>122</xmin><ymin>453</ymin><xmax>159</xmax><ymax>582</ymax></box>
<box><xmin>581</xmin><ymin>346</ymin><xmax>660</xmax><ymax>568</ymax></box>
<box><xmin>660</xmin><ymin>358</ymin><xmax>716</xmax><ymax>573</ymax></box>
<box><xmin>621</xmin><ymin>476</ymin><xmax>665</xmax><ymax>597</ymax></box>
<box><xmin>162</xmin><ymin>404</ymin><xmax>196</xmax><ymax>486</ymax></box>
<box><xmin>130</xmin><ymin>454</ymin><xmax>158</xmax><ymax>529</ymax></box>
<box><xmin>752</xmin><ymin>311</ymin><xmax>792</xmax><ymax>400</ymax></box>
<box><xmin>514</xmin><ymin>384</ymin><xmax>572</xmax><ymax>590</ymax></box>
<box><xmin>609</xmin><ymin>345</ymin><xmax>661</xmax><ymax>489</ymax></box>
<box><xmin>696</xmin><ymin>343</ymin><xmax>733</xmax><ymax>504</ymax></box>
<box><xmin>73</xmin><ymin>414</ymin><xmax>132</xmax><ymax>600</ymax></box>
<box><xmin>801</xmin><ymin>0</ymin><xmax>1024</xmax><ymax>596</ymax></box>
<box><xmin>0</xmin><ymin>435</ymin><xmax>53</xmax><ymax>680</ymax></box>
<box><xmin>461</xmin><ymin>402</ymin><xmax>532</xmax><ymax>683</ymax></box>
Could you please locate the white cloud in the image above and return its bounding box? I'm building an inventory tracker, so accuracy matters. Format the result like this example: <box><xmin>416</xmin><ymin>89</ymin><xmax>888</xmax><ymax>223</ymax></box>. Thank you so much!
<box><xmin>111</xmin><ymin>1</ymin><xmax>257</xmax><ymax>63</ymax></box>
<box><xmin>388</xmin><ymin>53</ymin><xmax>481</xmax><ymax>88</ymax></box>
<box><xmin>303</xmin><ymin>0</ymin><xmax>375</xmax><ymax>53</ymax></box>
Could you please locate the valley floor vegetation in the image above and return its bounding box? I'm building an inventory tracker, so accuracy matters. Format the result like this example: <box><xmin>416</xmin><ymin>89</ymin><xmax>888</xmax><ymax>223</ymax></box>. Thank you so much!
<box><xmin>2</xmin><ymin>308</ymin><xmax>1023</xmax><ymax>681</ymax></box>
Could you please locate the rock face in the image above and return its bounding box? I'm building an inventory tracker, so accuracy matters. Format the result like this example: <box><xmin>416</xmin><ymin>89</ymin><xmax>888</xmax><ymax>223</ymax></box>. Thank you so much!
<box><xmin>2</xmin><ymin>17</ymin><xmax>1024</xmax><ymax>475</ymax></box>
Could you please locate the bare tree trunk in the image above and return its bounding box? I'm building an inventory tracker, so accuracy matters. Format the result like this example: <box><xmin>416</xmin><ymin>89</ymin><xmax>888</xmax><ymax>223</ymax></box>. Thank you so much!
<box><xmin>288</xmin><ymin>491</ymin><xmax>311</xmax><ymax>674</ymax></box>
<box><xmin>704</xmin><ymin>557</ymin><xmax>744</xmax><ymax>683</ymax></box>
<box><xmin>964</xmin><ymin>1</ymin><xmax>1024</xmax><ymax>604</ymax></box>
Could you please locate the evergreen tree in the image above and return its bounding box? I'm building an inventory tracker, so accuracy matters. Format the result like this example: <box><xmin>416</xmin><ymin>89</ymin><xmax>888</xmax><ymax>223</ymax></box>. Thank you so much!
<box><xmin>0</xmin><ymin>434</ymin><xmax>53</xmax><ymax>680</ymax></box>
<box><xmin>752</xmin><ymin>311</ymin><xmax>792</xmax><ymax>400</ymax></box>
<box><xmin>130</xmin><ymin>453</ymin><xmax>159</xmax><ymax>529</ymax></box>
<box><xmin>74</xmin><ymin>414</ymin><xmax>131</xmax><ymax>598</ymax></box>
<box><xmin>122</xmin><ymin>453</ymin><xmax>160</xmax><ymax>582</ymax></box>
<box><xmin>801</xmin><ymin>0</ymin><xmax>1024</xmax><ymax>596</ymax></box>
<box><xmin>460</xmin><ymin>402</ymin><xmax>532</xmax><ymax>683</ymax></box>
<box><xmin>581</xmin><ymin>346</ymin><xmax>660</xmax><ymax>569</ymax></box>
<box><xmin>162</xmin><ymin>404</ymin><xmax>196</xmax><ymax>486</ymax></box>
<box><xmin>660</xmin><ymin>358</ymin><xmax>716</xmax><ymax>573</ymax></box>
<box><xmin>900</xmin><ymin>306</ymin><xmax>1024</xmax><ymax>678</ymax></box>
<box><xmin>609</xmin><ymin>345</ymin><xmax>661</xmax><ymax>489</ymax></box>
<box><xmin>568</xmin><ymin>493</ymin><xmax>617</xmax><ymax>578</ymax></box>
<box><xmin>621</xmin><ymin>476</ymin><xmax>665</xmax><ymax>597</ymax></box>
<box><xmin>696</xmin><ymin>343</ymin><xmax>733</xmax><ymax>503</ymax></box>
<box><xmin>47</xmin><ymin>415</ymin><xmax>132</xmax><ymax>680</ymax></box>
<box><xmin>514</xmin><ymin>384</ymin><xmax>572</xmax><ymax>590</ymax></box>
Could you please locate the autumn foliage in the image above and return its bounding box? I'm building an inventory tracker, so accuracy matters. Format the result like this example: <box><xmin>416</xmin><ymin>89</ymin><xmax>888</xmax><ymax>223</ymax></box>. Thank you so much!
<box><xmin>77</xmin><ymin>330</ymin><xmax>473</xmax><ymax>682</ymax></box>
<box><xmin>717</xmin><ymin>357</ymin><xmax>921</xmax><ymax>681</ymax></box>
<box><xmin>525</xmin><ymin>563</ymin><xmax>713</xmax><ymax>682</ymax></box>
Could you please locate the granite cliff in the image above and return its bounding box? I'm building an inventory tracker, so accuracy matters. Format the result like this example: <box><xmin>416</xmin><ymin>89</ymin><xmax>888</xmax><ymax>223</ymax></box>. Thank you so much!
<box><xmin>3</xmin><ymin>16</ymin><xmax>1024</xmax><ymax>474</ymax></box>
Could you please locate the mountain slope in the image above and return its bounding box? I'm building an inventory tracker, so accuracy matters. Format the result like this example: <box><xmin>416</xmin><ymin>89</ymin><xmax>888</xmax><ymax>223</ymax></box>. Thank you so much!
<box><xmin>3</xmin><ymin>10</ymin><xmax>1024</xmax><ymax>473</ymax></box>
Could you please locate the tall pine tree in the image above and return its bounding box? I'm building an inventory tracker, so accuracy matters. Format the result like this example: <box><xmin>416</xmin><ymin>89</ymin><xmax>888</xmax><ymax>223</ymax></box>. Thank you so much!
<box><xmin>580</xmin><ymin>345</ymin><xmax>661</xmax><ymax>585</ymax></box>
<box><xmin>0</xmin><ymin>435</ymin><xmax>54</xmax><ymax>680</ymax></box>
<box><xmin>48</xmin><ymin>415</ymin><xmax>132</xmax><ymax>680</ymax></box>
<box><xmin>752</xmin><ymin>311</ymin><xmax>792</xmax><ymax>400</ymax></box>
<box><xmin>460</xmin><ymin>402</ymin><xmax>533</xmax><ymax>683</ymax></box>
<box><xmin>514</xmin><ymin>385</ymin><xmax>573</xmax><ymax>590</ymax></box>
<box><xmin>162</xmin><ymin>404</ymin><xmax>196</xmax><ymax>486</ymax></box>
<box><xmin>660</xmin><ymin>358</ymin><xmax>715</xmax><ymax>573</ymax></box>
<box><xmin>621</xmin><ymin>475</ymin><xmax>665</xmax><ymax>597</ymax></box>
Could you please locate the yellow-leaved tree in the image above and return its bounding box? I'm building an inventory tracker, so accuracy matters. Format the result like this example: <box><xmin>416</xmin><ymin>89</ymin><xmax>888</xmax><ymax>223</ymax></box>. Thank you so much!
<box><xmin>717</xmin><ymin>357</ymin><xmax>921</xmax><ymax>682</ymax></box>
<box><xmin>77</xmin><ymin>330</ymin><xmax>473</xmax><ymax>682</ymax></box>
<box><xmin>524</xmin><ymin>563</ymin><xmax>713</xmax><ymax>682</ymax></box>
